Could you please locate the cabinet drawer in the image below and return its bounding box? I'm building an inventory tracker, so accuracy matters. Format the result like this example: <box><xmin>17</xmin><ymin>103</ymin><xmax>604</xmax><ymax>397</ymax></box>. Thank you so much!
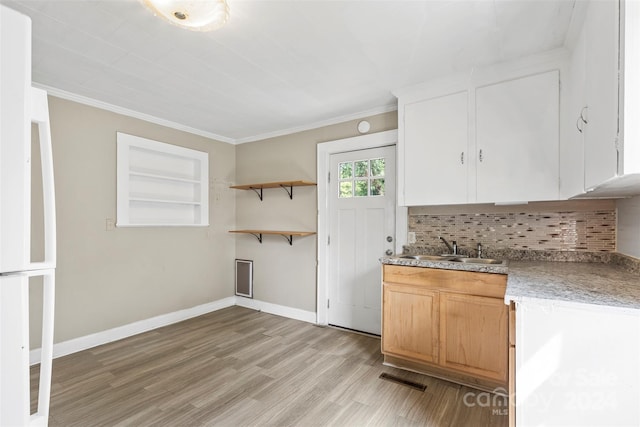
<box><xmin>383</xmin><ymin>265</ymin><xmax>507</xmax><ymax>298</ymax></box>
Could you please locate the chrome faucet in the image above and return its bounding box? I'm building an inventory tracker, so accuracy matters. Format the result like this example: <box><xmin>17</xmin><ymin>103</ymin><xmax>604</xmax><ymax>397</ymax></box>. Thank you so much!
<box><xmin>439</xmin><ymin>236</ymin><xmax>457</xmax><ymax>255</ymax></box>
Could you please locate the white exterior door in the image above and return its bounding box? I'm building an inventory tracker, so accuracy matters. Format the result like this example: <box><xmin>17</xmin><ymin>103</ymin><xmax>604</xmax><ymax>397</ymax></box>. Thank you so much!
<box><xmin>328</xmin><ymin>145</ymin><xmax>396</xmax><ymax>335</ymax></box>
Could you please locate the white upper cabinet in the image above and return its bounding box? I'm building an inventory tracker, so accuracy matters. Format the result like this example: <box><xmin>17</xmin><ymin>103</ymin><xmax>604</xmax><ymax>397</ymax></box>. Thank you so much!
<box><xmin>476</xmin><ymin>71</ymin><xmax>559</xmax><ymax>203</ymax></box>
<box><xmin>583</xmin><ymin>0</ymin><xmax>620</xmax><ymax>191</ymax></box>
<box><xmin>564</xmin><ymin>0</ymin><xmax>640</xmax><ymax>198</ymax></box>
<box><xmin>402</xmin><ymin>91</ymin><xmax>468</xmax><ymax>206</ymax></box>
<box><xmin>622</xmin><ymin>1</ymin><xmax>640</xmax><ymax>180</ymax></box>
<box><xmin>395</xmin><ymin>54</ymin><xmax>565</xmax><ymax>207</ymax></box>
<box><xmin>561</xmin><ymin>17</ymin><xmax>588</xmax><ymax>199</ymax></box>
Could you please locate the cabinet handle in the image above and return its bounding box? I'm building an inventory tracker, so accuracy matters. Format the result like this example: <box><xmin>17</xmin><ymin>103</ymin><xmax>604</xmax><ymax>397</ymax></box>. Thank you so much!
<box><xmin>479</xmin><ymin>149</ymin><xmax>483</xmax><ymax>162</ymax></box>
<box><xmin>460</xmin><ymin>152</ymin><xmax>464</xmax><ymax>164</ymax></box>
<box><xmin>580</xmin><ymin>106</ymin><xmax>588</xmax><ymax>124</ymax></box>
<box><xmin>576</xmin><ymin>106</ymin><xmax>588</xmax><ymax>134</ymax></box>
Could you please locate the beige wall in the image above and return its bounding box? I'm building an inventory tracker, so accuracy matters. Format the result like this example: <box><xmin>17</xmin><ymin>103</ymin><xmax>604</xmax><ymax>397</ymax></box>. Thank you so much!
<box><xmin>28</xmin><ymin>94</ymin><xmax>638</xmax><ymax>349</ymax></box>
<box><xmin>234</xmin><ymin>112</ymin><xmax>397</xmax><ymax>312</ymax></box>
<box><xmin>617</xmin><ymin>195</ymin><xmax>640</xmax><ymax>258</ymax></box>
<box><xmin>31</xmin><ymin>96</ymin><xmax>236</xmax><ymax>346</ymax></box>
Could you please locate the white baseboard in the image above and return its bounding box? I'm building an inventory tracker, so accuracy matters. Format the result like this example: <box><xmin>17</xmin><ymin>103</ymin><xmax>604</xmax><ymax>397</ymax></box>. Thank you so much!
<box><xmin>29</xmin><ymin>297</ymin><xmax>316</xmax><ymax>365</ymax></box>
<box><xmin>234</xmin><ymin>297</ymin><xmax>317</xmax><ymax>324</ymax></box>
<box><xmin>29</xmin><ymin>297</ymin><xmax>236</xmax><ymax>365</ymax></box>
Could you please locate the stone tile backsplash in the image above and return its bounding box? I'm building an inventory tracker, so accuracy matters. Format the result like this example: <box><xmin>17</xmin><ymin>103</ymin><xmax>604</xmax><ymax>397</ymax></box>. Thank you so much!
<box><xmin>408</xmin><ymin>209</ymin><xmax>616</xmax><ymax>253</ymax></box>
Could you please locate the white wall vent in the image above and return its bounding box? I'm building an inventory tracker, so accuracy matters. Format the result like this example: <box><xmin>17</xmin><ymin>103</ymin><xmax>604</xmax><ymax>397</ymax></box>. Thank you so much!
<box><xmin>235</xmin><ymin>259</ymin><xmax>253</xmax><ymax>298</ymax></box>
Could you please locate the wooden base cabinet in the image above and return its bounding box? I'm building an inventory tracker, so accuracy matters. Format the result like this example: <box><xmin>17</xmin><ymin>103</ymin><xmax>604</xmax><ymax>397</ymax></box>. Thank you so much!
<box><xmin>382</xmin><ymin>265</ymin><xmax>508</xmax><ymax>392</ymax></box>
<box><xmin>439</xmin><ymin>292</ymin><xmax>508</xmax><ymax>382</ymax></box>
<box><xmin>382</xmin><ymin>283</ymin><xmax>439</xmax><ymax>364</ymax></box>
<box><xmin>508</xmin><ymin>302</ymin><xmax>516</xmax><ymax>427</ymax></box>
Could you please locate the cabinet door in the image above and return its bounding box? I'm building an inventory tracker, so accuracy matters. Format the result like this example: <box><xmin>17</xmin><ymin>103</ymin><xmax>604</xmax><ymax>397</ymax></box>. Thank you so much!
<box><xmin>475</xmin><ymin>71</ymin><xmax>559</xmax><ymax>203</ymax></box>
<box><xmin>403</xmin><ymin>91</ymin><xmax>468</xmax><ymax>206</ymax></box>
<box><xmin>382</xmin><ymin>282</ymin><xmax>439</xmax><ymax>364</ymax></box>
<box><xmin>439</xmin><ymin>292</ymin><xmax>508</xmax><ymax>382</ymax></box>
<box><xmin>562</xmin><ymin>21</ymin><xmax>588</xmax><ymax>198</ymax></box>
<box><xmin>584</xmin><ymin>0</ymin><xmax>620</xmax><ymax>190</ymax></box>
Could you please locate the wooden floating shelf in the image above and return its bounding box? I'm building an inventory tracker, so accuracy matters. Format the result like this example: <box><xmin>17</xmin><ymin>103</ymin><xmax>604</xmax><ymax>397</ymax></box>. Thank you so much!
<box><xmin>229</xmin><ymin>229</ymin><xmax>316</xmax><ymax>245</ymax></box>
<box><xmin>230</xmin><ymin>180</ymin><xmax>316</xmax><ymax>200</ymax></box>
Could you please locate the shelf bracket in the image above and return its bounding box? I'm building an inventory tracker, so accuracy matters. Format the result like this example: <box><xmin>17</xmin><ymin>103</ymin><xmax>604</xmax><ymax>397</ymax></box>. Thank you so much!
<box><xmin>279</xmin><ymin>184</ymin><xmax>294</xmax><ymax>199</ymax></box>
<box><xmin>249</xmin><ymin>187</ymin><xmax>263</xmax><ymax>201</ymax></box>
<box><xmin>249</xmin><ymin>232</ymin><xmax>263</xmax><ymax>244</ymax></box>
<box><xmin>280</xmin><ymin>234</ymin><xmax>294</xmax><ymax>245</ymax></box>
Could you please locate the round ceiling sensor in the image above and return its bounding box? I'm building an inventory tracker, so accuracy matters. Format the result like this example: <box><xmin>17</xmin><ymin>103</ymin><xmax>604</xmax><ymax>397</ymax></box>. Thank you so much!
<box><xmin>357</xmin><ymin>120</ymin><xmax>371</xmax><ymax>134</ymax></box>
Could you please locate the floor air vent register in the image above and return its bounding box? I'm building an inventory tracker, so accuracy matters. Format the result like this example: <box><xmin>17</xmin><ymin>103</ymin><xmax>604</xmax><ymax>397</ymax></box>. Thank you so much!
<box><xmin>235</xmin><ymin>259</ymin><xmax>253</xmax><ymax>298</ymax></box>
<box><xmin>379</xmin><ymin>373</ymin><xmax>427</xmax><ymax>391</ymax></box>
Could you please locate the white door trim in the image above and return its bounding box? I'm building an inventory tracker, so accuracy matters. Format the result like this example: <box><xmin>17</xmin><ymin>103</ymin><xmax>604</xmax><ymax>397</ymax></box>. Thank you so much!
<box><xmin>316</xmin><ymin>129</ymin><xmax>406</xmax><ymax>326</ymax></box>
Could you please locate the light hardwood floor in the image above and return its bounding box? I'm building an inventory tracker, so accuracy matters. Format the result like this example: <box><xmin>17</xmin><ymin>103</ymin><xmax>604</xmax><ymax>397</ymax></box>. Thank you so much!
<box><xmin>31</xmin><ymin>306</ymin><xmax>508</xmax><ymax>426</ymax></box>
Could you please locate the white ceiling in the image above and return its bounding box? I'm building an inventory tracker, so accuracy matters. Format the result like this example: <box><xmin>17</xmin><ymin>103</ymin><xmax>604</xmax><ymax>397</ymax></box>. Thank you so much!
<box><xmin>2</xmin><ymin>0</ymin><xmax>577</xmax><ymax>143</ymax></box>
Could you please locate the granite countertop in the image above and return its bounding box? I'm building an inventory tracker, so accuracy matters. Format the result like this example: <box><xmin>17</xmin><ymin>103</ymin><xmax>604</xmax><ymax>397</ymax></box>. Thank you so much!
<box><xmin>380</xmin><ymin>255</ymin><xmax>509</xmax><ymax>274</ymax></box>
<box><xmin>506</xmin><ymin>261</ymin><xmax>640</xmax><ymax>311</ymax></box>
<box><xmin>381</xmin><ymin>252</ymin><xmax>640</xmax><ymax>311</ymax></box>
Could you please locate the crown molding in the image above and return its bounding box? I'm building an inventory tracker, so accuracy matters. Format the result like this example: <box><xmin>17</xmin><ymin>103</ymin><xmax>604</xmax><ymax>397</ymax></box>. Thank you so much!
<box><xmin>34</xmin><ymin>83</ymin><xmax>398</xmax><ymax>145</ymax></box>
<box><xmin>233</xmin><ymin>103</ymin><xmax>398</xmax><ymax>144</ymax></box>
<box><xmin>33</xmin><ymin>83</ymin><xmax>236</xmax><ymax>144</ymax></box>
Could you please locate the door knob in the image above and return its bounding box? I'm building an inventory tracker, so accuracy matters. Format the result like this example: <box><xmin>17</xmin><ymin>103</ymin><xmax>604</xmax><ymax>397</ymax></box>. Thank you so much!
<box><xmin>385</xmin><ymin>249</ymin><xmax>393</xmax><ymax>256</ymax></box>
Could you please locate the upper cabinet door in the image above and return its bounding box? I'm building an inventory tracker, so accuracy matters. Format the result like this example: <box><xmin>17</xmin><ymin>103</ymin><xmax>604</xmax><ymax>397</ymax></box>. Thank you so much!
<box><xmin>561</xmin><ymin>21</ymin><xmax>588</xmax><ymax>199</ymax></box>
<box><xmin>475</xmin><ymin>71</ymin><xmax>560</xmax><ymax>203</ymax></box>
<box><xmin>584</xmin><ymin>0</ymin><xmax>620</xmax><ymax>190</ymax></box>
<box><xmin>402</xmin><ymin>91</ymin><xmax>468</xmax><ymax>206</ymax></box>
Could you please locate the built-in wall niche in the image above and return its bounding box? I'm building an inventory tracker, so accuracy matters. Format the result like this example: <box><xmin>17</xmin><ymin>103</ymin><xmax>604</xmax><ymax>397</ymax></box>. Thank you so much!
<box><xmin>116</xmin><ymin>132</ymin><xmax>209</xmax><ymax>227</ymax></box>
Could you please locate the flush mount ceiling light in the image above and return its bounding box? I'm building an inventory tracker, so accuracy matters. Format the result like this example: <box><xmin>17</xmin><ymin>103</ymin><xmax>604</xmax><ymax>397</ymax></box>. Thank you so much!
<box><xmin>142</xmin><ymin>0</ymin><xmax>229</xmax><ymax>32</ymax></box>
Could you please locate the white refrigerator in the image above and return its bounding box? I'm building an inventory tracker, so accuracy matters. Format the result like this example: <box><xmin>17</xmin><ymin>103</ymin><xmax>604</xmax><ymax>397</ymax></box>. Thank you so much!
<box><xmin>0</xmin><ymin>5</ymin><xmax>56</xmax><ymax>426</ymax></box>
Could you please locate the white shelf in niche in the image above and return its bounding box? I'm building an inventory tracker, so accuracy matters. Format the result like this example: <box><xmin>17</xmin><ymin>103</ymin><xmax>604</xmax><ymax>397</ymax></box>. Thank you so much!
<box><xmin>129</xmin><ymin>170</ymin><xmax>201</xmax><ymax>184</ymax></box>
<box><xmin>117</xmin><ymin>132</ymin><xmax>209</xmax><ymax>227</ymax></box>
<box><xmin>128</xmin><ymin>196</ymin><xmax>202</xmax><ymax>205</ymax></box>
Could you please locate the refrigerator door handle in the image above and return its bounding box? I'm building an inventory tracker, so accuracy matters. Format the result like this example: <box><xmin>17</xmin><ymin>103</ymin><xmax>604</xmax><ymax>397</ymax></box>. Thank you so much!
<box><xmin>29</xmin><ymin>87</ymin><xmax>56</xmax><ymax>271</ymax></box>
<box><xmin>33</xmin><ymin>270</ymin><xmax>55</xmax><ymax>424</ymax></box>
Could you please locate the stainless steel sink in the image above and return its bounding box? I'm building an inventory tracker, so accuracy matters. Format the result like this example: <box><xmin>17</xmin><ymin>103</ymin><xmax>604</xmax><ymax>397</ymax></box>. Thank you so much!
<box><xmin>400</xmin><ymin>255</ymin><xmax>454</xmax><ymax>261</ymax></box>
<box><xmin>399</xmin><ymin>254</ymin><xmax>505</xmax><ymax>265</ymax></box>
<box><xmin>454</xmin><ymin>257</ymin><xmax>505</xmax><ymax>265</ymax></box>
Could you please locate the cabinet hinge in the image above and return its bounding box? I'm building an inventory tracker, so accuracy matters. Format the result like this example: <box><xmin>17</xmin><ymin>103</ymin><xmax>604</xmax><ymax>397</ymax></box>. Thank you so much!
<box><xmin>327</xmin><ymin>235</ymin><xmax>330</xmax><ymax>245</ymax></box>
<box><xmin>328</xmin><ymin>172</ymin><xmax>330</xmax><ymax>183</ymax></box>
<box><xmin>327</xmin><ymin>299</ymin><xmax>330</xmax><ymax>309</ymax></box>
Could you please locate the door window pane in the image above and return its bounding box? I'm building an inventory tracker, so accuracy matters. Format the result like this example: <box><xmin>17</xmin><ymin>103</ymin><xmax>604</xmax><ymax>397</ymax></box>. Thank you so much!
<box><xmin>371</xmin><ymin>158</ymin><xmax>385</xmax><ymax>177</ymax></box>
<box><xmin>339</xmin><ymin>162</ymin><xmax>353</xmax><ymax>179</ymax></box>
<box><xmin>355</xmin><ymin>160</ymin><xmax>369</xmax><ymax>177</ymax></box>
<box><xmin>355</xmin><ymin>179</ymin><xmax>368</xmax><ymax>197</ymax></box>
<box><xmin>371</xmin><ymin>178</ymin><xmax>385</xmax><ymax>196</ymax></box>
<box><xmin>339</xmin><ymin>181</ymin><xmax>353</xmax><ymax>198</ymax></box>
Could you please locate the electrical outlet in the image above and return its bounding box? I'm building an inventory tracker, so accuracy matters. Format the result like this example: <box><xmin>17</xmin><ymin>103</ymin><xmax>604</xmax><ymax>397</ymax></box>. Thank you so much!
<box><xmin>105</xmin><ymin>218</ymin><xmax>115</xmax><ymax>231</ymax></box>
<box><xmin>408</xmin><ymin>232</ymin><xmax>416</xmax><ymax>244</ymax></box>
